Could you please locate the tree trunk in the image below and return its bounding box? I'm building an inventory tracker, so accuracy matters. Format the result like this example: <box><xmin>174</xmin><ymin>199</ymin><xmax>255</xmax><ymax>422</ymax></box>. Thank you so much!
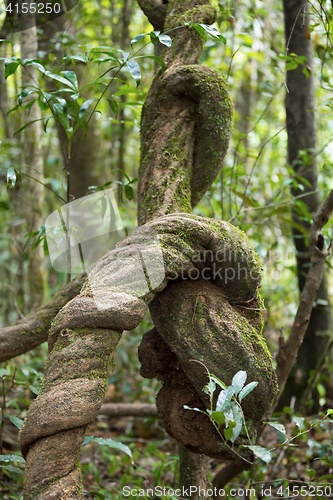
<box><xmin>279</xmin><ymin>0</ymin><xmax>331</xmax><ymax>410</ymax></box>
<box><xmin>38</xmin><ymin>14</ymin><xmax>101</xmax><ymax>200</ymax></box>
<box><xmin>19</xmin><ymin>15</ymin><xmax>46</xmax><ymax>310</ymax></box>
<box><xmin>110</xmin><ymin>0</ymin><xmax>134</xmax><ymax>202</ymax></box>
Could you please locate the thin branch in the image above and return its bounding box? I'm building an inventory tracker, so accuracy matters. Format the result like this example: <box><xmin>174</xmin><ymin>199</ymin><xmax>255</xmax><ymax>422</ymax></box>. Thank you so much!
<box><xmin>0</xmin><ymin>273</ymin><xmax>86</xmax><ymax>362</ymax></box>
<box><xmin>228</xmin><ymin>126</ymin><xmax>286</xmax><ymax>223</ymax></box>
<box><xmin>227</xmin><ymin>46</ymin><xmax>240</xmax><ymax>81</ymax></box>
<box><xmin>265</xmin><ymin>189</ymin><xmax>333</xmax><ymax>420</ymax></box>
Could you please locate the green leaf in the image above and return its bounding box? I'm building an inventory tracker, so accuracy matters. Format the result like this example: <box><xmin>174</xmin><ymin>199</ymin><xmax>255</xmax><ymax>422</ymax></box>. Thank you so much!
<box><xmin>186</xmin><ymin>23</ymin><xmax>207</xmax><ymax>41</ymax></box>
<box><xmin>268</xmin><ymin>421</ymin><xmax>286</xmax><ymax>436</ymax></box>
<box><xmin>124</xmin><ymin>185</ymin><xmax>134</xmax><ymax>200</ymax></box>
<box><xmin>29</xmin><ymin>384</ymin><xmax>40</xmax><ymax>396</ymax></box>
<box><xmin>216</xmin><ymin>386</ymin><xmax>234</xmax><ymax>412</ymax></box>
<box><xmin>226</xmin><ymin>405</ymin><xmax>243</xmax><ymax>442</ymax></box>
<box><xmin>238</xmin><ymin>381</ymin><xmax>258</xmax><ymax>401</ymax></box>
<box><xmin>126</xmin><ymin>60</ymin><xmax>141</xmax><ymax>87</ymax></box>
<box><xmin>52</xmin><ymin>103</ymin><xmax>70</xmax><ymax>130</ymax></box>
<box><xmin>43</xmin><ymin>117</ymin><xmax>53</xmax><ymax>133</ymax></box>
<box><xmin>60</xmin><ymin>71</ymin><xmax>79</xmax><ymax>92</ymax></box>
<box><xmin>24</xmin><ymin>60</ymin><xmax>45</xmax><ymax>74</ymax></box>
<box><xmin>224</xmin><ymin>424</ymin><xmax>234</xmax><ymax>441</ymax></box>
<box><xmin>0</xmin><ymin>465</ymin><xmax>23</xmax><ymax>474</ymax></box>
<box><xmin>9</xmin><ymin>415</ymin><xmax>23</xmax><ymax>430</ymax></box>
<box><xmin>45</xmin><ymin>71</ymin><xmax>77</xmax><ymax>90</ymax></box>
<box><xmin>41</xmin><ymin>92</ymin><xmax>52</xmax><ymax>104</ymax></box>
<box><xmin>0</xmin><ymin>454</ymin><xmax>25</xmax><ymax>463</ymax></box>
<box><xmin>118</xmin><ymin>168</ymin><xmax>130</xmax><ymax>182</ymax></box>
<box><xmin>7</xmin><ymin>103</ymin><xmax>19</xmax><ymax>115</ymax></box>
<box><xmin>159</xmin><ymin>34</ymin><xmax>172</xmax><ymax>47</ymax></box>
<box><xmin>318</xmin><ymin>474</ymin><xmax>333</xmax><ymax>481</ymax></box>
<box><xmin>295</xmin><ymin>55</ymin><xmax>307</xmax><ymax>64</ymax></box>
<box><xmin>4</xmin><ymin>57</ymin><xmax>21</xmax><ymax>79</ymax></box>
<box><xmin>79</xmin><ymin>99</ymin><xmax>95</xmax><ymax>120</ymax></box>
<box><xmin>107</xmin><ymin>99</ymin><xmax>118</xmax><ymax>117</ymax></box>
<box><xmin>82</xmin><ymin>435</ymin><xmax>95</xmax><ymax>445</ymax></box>
<box><xmin>6</xmin><ymin>167</ymin><xmax>16</xmax><ymax>189</ymax></box>
<box><xmin>210</xmin><ymin>375</ymin><xmax>227</xmax><ymax>390</ymax></box>
<box><xmin>306</xmin><ymin>468</ymin><xmax>316</xmax><ymax>478</ymax></box>
<box><xmin>93</xmin><ymin>50</ymin><xmax>120</xmax><ymax>64</ymax></box>
<box><xmin>203</xmin><ymin>378</ymin><xmax>216</xmax><ymax>396</ymax></box>
<box><xmin>210</xmin><ymin>411</ymin><xmax>225</xmax><ymax>426</ymax></box>
<box><xmin>232</xmin><ymin>371</ymin><xmax>247</xmax><ymax>395</ymax></box>
<box><xmin>149</xmin><ymin>31</ymin><xmax>160</xmax><ymax>45</ymax></box>
<box><xmin>18</xmin><ymin>89</ymin><xmax>34</xmax><ymax>106</ymax></box>
<box><xmin>22</xmin><ymin>97</ymin><xmax>38</xmax><ymax>111</ymax></box>
<box><xmin>199</xmin><ymin>24</ymin><xmax>226</xmax><ymax>44</ymax></box>
<box><xmin>292</xmin><ymin>415</ymin><xmax>305</xmax><ymax>430</ymax></box>
<box><xmin>0</xmin><ymin>39</ymin><xmax>11</xmax><ymax>44</ymax></box>
<box><xmin>94</xmin><ymin>437</ymin><xmax>133</xmax><ymax>461</ymax></box>
<box><xmin>62</xmin><ymin>54</ymin><xmax>89</xmax><ymax>64</ymax></box>
<box><xmin>245</xmin><ymin>445</ymin><xmax>272</xmax><ymax>463</ymax></box>
<box><xmin>302</xmin><ymin>67</ymin><xmax>310</xmax><ymax>78</ymax></box>
<box><xmin>38</xmin><ymin>97</ymin><xmax>49</xmax><ymax>111</ymax></box>
<box><xmin>130</xmin><ymin>33</ymin><xmax>147</xmax><ymax>46</ymax></box>
<box><xmin>43</xmin><ymin>237</ymin><xmax>49</xmax><ymax>256</ymax></box>
<box><xmin>286</xmin><ymin>61</ymin><xmax>298</xmax><ymax>70</ymax></box>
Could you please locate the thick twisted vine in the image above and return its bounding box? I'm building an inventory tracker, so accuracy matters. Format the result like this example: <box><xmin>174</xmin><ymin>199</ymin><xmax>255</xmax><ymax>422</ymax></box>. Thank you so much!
<box><xmin>19</xmin><ymin>1</ymin><xmax>277</xmax><ymax>498</ymax></box>
<box><xmin>20</xmin><ymin>215</ymin><xmax>277</xmax><ymax>497</ymax></box>
<box><xmin>137</xmin><ymin>0</ymin><xmax>232</xmax><ymax>224</ymax></box>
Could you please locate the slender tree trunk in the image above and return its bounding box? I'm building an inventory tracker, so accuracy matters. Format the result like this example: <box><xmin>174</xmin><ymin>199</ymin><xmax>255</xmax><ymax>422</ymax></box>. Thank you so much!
<box><xmin>279</xmin><ymin>0</ymin><xmax>331</xmax><ymax>411</ymax></box>
<box><xmin>19</xmin><ymin>15</ymin><xmax>46</xmax><ymax>310</ymax></box>
<box><xmin>38</xmin><ymin>15</ymin><xmax>101</xmax><ymax>200</ymax></box>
